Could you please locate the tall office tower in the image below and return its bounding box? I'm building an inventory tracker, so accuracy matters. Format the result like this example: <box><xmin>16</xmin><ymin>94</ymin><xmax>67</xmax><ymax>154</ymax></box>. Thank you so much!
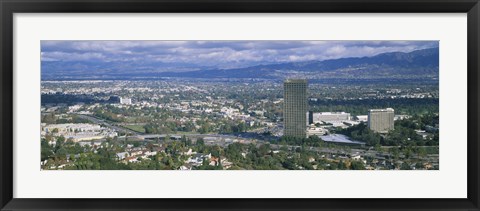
<box><xmin>368</xmin><ymin>108</ymin><xmax>395</xmax><ymax>133</ymax></box>
<box><xmin>284</xmin><ymin>79</ymin><xmax>308</xmax><ymax>138</ymax></box>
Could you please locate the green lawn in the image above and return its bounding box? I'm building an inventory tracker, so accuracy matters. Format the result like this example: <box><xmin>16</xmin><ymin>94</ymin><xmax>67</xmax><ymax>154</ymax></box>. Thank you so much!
<box><xmin>123</xmin><ymin>124</ymin><xmax>146</xmax><ymax>133</ymax></box>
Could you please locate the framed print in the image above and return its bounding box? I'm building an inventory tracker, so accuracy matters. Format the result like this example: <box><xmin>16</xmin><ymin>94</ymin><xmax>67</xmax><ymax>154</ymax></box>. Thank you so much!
<box><xmin>1</xmin><ymin>0</ymin><xmax>479</xmax><ymax>210</ymax></box>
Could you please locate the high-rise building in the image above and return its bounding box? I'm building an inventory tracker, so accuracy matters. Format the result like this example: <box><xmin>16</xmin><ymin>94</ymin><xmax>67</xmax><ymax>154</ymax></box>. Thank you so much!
<box><xmin>368</xmin><ymin>108</ymin><xmax>394</xmax><ymax>133</ymax></box>
<box><xmin>107</xmin><ymin>96</ymin><xmax>121</xmax><ymax>104</ymax></box>
<box><xmin>284</xmin><ymin>79</ymin><xmax>308</xmax><ymax>138</ymax></box>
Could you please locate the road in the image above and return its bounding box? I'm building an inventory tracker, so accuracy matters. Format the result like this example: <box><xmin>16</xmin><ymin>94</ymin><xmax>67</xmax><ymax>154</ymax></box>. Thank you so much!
<box><xmin>77</xmin><ymin>114</ymin><xmax>141</xmax><ymax>135</ymax></box>
<box><xmin>76</xmin><ymin>114</ymin><xmax>437</xmax><ymax>162</ymax></box>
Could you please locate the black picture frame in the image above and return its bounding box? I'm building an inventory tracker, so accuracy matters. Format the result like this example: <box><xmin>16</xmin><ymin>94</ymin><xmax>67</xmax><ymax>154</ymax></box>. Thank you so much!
<box><xmin>1</xmin><ymin>0</ymin><xmax>479</xmax><ymax>210</ymax></box>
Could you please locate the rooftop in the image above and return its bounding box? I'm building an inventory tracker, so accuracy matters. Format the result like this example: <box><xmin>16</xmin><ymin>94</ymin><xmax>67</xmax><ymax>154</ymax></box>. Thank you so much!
<box><xmin>369</xmin><ymin>108</ymin><xmax>394</xmax><ymax>112</ymax></box>
<box><xmin>284</xmin><ymin>79</ymin><xmax>307</xmax><ymax>83</ymax></box>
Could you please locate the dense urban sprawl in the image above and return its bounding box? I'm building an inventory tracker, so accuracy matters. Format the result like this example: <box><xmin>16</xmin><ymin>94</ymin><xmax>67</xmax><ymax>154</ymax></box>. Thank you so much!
<box><xmin>41</xmin><ymin>79</ymin><xmax>439</xmax><ymax>170</ymax></box>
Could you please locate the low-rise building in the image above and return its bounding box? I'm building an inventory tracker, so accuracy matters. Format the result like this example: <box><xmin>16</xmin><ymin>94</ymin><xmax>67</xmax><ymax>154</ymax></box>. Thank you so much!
<box><xmin>307</xmin><ymin>127</ymin><xmax>326</xmax><ymax>137</ymax></box>
<box><xmin>116</xmin><ymin>152</ymin><xmax>129</xmax><ymax>160</ymax></box>
<box><xmin>310</xmin><ymin>112</ymin><xmax>351</xmax><ymax>124</ymax></box>
<box><xmin>120</xmin><ymin>97</ymin><xmax>132</xmax><ymax>105</ymax></box>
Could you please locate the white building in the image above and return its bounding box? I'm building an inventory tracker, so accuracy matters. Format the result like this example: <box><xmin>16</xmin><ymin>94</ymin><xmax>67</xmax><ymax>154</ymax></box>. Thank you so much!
<box><xmin>394</xmin><ymin>115</ymin><xmax>411</xmax><ymax>121</ymax></box>
<box><xmin>307</xmin><ymin>127</ymin><xmax>326</xmax><ymax>137</ymax></box>
<box><xmin>356</xmin><ymin>115</ymin><xmax>368</xmax><ymax>122</ymax></box>
<box><xmin>42</xmin><ymin>123</ymin><xmax>116</xmax><ymax>142</ymax></box>
<box><xmin>120</xmin><ymin>97</ymin><xmax>132</xmax><ymax>105</ymax></box>
<box><xmin>116</xmin><ymin>152</ymin><xmax>129</xmax><ymax>160</ymax></box>
<box><xmin>43</xmin><ymin>123</ymin><xmax>101</xmax><ymax>133</ymax></box>
<box><xmin>311</xmin><ymin>112</ymin><xmax>351</xmax><ymax>124</ymax></box>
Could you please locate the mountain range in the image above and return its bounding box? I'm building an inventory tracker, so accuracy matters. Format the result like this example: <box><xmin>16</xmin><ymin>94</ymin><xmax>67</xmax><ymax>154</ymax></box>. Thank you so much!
<box><xmin>42</xmin><ymin>47</ymin><xmax>439</xmax><ymax>80</ymax></box>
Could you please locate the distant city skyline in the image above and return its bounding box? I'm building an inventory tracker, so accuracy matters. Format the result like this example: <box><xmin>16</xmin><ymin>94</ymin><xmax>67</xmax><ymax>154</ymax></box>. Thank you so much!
<box><xmin>41</xmin><ymin>40</ymin><xmax>439</xmax><ymax>71</ymax></box>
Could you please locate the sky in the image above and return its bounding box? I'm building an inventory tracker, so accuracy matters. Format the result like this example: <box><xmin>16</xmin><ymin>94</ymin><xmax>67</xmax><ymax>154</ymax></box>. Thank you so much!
<box><xmin>41</xmin><ymin>40</ymin><xmax>439</xmax><ymax>70</ymax></box>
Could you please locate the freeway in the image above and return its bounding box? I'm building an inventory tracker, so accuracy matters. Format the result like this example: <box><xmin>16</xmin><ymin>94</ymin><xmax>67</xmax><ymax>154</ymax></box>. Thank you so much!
<box><xmin>77</xmin><ymin>114</ymin><xmax>141</xmax><ymax>135</ymax></box>
<box><xmin>75</xmin><ymin>114</ymin><xmax>437</xmax><ymax>163</ymax></box>
<box><xmin>137</xmin><ymin>133</ymin><xmax>253</xmax><ymax>141</ymax></box>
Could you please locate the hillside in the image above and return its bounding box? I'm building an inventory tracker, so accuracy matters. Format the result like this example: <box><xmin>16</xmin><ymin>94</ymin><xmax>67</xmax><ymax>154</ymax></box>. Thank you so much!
<box><xmin>42</xmin><ymin>47</ymin><xmax>439</xmax><ymax>80</ymax></box>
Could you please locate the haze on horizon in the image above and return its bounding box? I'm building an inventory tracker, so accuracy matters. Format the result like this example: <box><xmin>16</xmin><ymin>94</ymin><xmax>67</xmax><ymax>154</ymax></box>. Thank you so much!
<box><xmin>41</xmin><ymin>40</ymin><xmax>439</xmax><ymax>72</ymax></box>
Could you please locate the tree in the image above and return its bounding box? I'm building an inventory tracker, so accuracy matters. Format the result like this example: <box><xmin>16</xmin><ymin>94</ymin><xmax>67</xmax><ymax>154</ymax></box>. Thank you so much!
<box><xmin>42</xmin><ymin>113</ymin><xmax>56</xmax><ymax>124</ymax></box>
<box><xmin>401</xmin><ymin>162</ymin><xmax>412</xmax><ymax>170</ymax></box>
<box><xmin>217</xmin><ymin>158</ymin><xmax>223</xmax><ymax>169</ymax></box>
<box><xmin>41</xmin><ymin>140</ymin><xmax>54</xmax><ymax>161</ymax></box>
<box><xmin>146</xmin><ymin>143</ymin><xmax>154</xmax><ymax>151</ymax></box>
<box><xmin>258</xmin><ymin>144</ymin><xmax>271</xmax><ymax>156</ymax></box>
<box><xmin>417</xmin><ymin>147</ymin><xmax>427</xmax><ymax>158</ymax></box>
<box><xmin>350</xmin><ymin>161</ymin><xmax>366</xmax><ymax>170</ymax></box>
<box><xmin>389</xmin><ymin>147</ymin><xmax>400</xmax><ymax>160</ymax></box>
<box><xmin>237</xmin><ymin>122</ymin><xmax>247</xmax><ymax>133</ymax></box>
<box><xmin>337</xmin><ymin>161</ymin><xmax>347</xmax><ymax>170</ymax></box>
<box><xmin>415</xmin><ymin>162</ymin><xmax>423</xmax><ymax>170</ymax></box>
<box><xmin>196</xmin><ymin>138</ymin><xmax>205</xmax><ymax>146</ymax></box>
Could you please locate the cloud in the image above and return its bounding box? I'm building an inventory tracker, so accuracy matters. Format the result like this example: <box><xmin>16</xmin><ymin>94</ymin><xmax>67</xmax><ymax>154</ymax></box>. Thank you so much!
<box><xmin>41</xmin><ymin>40</ymin><xmax>439</xmax><ymax>70</ymax></box>
<box><xmin>41</xmin><ymin>51</ymin><xmax>106</xmax><ymax>62</ymax></box>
